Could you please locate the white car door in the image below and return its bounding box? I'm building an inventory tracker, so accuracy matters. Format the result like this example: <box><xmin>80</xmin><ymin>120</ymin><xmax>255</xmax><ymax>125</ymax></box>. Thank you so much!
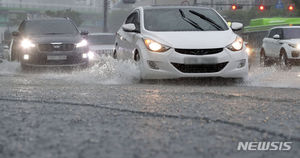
<box><xmin>116</xmin><ymin>11</ymin><xmax>140</xmax><ymax>60</ymax></box>
<box><xmin>263</xmin><ymin>37</ymin><xmax>273</xmax><ymax>57</ymax></box>
<box><xmin>116</xmin><ymin>28</ymin><xmax>127</xmax><ymax>59</ymax></box>
<box><xmin>263</xmin><ymin>29</ymin><xmax>274</xmax><ymax>57</ymax></box>
<box><xmin>272</xmin><ymin>28</ymin><xmax>284</xmax><ymax>58</ymax></box>
<box><xmin>264</xmin><ymin>29</ymin><xmax>278</xmax><ymax>57</ymax></box>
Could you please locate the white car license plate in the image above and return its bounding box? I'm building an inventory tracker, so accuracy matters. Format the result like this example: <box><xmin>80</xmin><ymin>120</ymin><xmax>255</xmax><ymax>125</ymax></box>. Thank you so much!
<box><xmin>184</xmin><ymin>57</ymin><xmax>218</xmax><ymax>64</ymax></box>
<box><xmin>47</xmin><ymin>56</ymin><xmax>67</xmax><ymax>61</ymax></box>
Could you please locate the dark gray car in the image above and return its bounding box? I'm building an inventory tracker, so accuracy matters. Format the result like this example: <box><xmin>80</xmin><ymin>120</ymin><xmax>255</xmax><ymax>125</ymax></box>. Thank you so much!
<box><xmin>10</xmin><ymin>18</ymin><xmax>89</xmax><ymax>69</ymax></box>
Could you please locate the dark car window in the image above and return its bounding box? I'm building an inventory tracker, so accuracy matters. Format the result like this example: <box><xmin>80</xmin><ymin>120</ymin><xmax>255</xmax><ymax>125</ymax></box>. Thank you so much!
<box><xmin>283</xmin><ymin>28</ymin><xmax>300</xmax><ymax>39</ymax></box>
<box><xmin>125</xmin><ymin>13</ymin><xmax>136</xmax><ymax>24</ymax></box>
<box><xmin>144</xmin><ymin>8</ymin><xmax>229</xmax><ymax>32</ymax></box>
<box><xmin>268</xmin><ymin>28</ymin><xmax>282</xmax><ymax>38</ymax></box>
<box><xmin>22</xmin><ymin>20</ymin><xmax>79</xmax><ymax>35</ymax></box>
<box><xmin>88</xmin><ymin>34</ymin><xmax>116</xmax><ymax>45</ymax></box>
<box><xmin>125</xmin><ymin>11</ymin><xmax>140</xmax><ymax>32</ymax></box>
<box><xmin>268</xmin><ymin>29</ymin><xmax>276</xmax><ymax>38</ymax></box>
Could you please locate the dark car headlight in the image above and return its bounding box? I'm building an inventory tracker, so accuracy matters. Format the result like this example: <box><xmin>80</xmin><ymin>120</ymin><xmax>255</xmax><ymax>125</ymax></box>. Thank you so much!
<box><xmin>21</xmin><ymin>39</ymin><xmax>36</xmax><ymax>49</ymax></box>
<box><xmin>76</xmin><ymin>39</ymin><xmax>88</xmax><ymax>48</ymax></box>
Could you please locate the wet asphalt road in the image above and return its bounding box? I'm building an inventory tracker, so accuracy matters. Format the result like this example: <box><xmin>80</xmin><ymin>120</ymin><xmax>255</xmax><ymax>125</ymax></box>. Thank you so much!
<box><xmin>0</xmin><ymin>59</ymin><xmax>299</xmax><ymax>158</ymax></box>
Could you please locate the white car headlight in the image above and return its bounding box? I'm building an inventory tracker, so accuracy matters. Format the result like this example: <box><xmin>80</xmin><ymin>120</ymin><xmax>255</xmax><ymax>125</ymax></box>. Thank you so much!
<box><xmin>289</xmin><ymin>44</ymin><xmax>300</xmax><ymax>50</ymax></box>
<box><xmin>21</xmin><ymin>39</ymin><xmax>36</xmax><ymax>49</ymax></box>
<box><xmin>76</xmin><ymin>39</ymin><xmax>88</xmax><ymax>48</ymax></box>
<box><xmin>227</xmin><ymin>36</ymin><xmax>243</xmax><ymax>51</ymax></box>
<box><xmin>144</xmin><ymin>39</ymin><xmax>170</xmax><ymax>52</ymax></box>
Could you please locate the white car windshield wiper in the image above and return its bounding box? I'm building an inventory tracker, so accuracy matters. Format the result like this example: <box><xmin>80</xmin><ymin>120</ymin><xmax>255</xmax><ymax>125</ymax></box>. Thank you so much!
<box><xmin>189</xmin><ymin>10</ymin><xmax>223</xmax><ymax>31</ymax></box>
<box><xmin>179</xmin><ymin>9</ymin><xmax>204</xmax><ymax>31</ymax></box>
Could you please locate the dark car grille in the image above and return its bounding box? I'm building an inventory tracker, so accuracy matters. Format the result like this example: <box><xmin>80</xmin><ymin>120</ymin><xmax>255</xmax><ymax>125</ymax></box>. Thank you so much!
<box><xmin>171</xmin><ymin>62</ymin><xmax>228</xmax><ymax>73</ymax></box>
<box><xmin>175</xmin><ymin>48</ymin><xmax>223</xmax><ymax>56</ymax></box>
<box><xmin>39</xmin><ymin>44</ymin><xmax>74</xmax><ymax>52</ymax></box>
<box><xmin>25</xmin><ymin>53</ymin><xmax>86</xmax><ymax>65</ymax></box>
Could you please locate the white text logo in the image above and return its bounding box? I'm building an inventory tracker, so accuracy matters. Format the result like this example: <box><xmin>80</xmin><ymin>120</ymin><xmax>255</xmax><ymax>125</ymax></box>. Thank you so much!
<box><xmin>237</xmin><ymin>142</ymin><xmax>292</xmax><ymax>151</ymax></box>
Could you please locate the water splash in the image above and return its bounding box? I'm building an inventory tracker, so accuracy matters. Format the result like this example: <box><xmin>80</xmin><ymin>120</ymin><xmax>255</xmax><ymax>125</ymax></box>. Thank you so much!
<box><xmin>0</xmin><ymin>56</ymin><xmax>141</xmax><ymax>85</ymax></box>
<box><xmin>244</xmin><ymin>65</ymin><xmax>300</xmax><ymax>89</ymax></box>
<box><xmin>0</xmin><ymin>60</ymin><xmax>22</xmax><ymax>76</ymax></box>
<box><xmin>39</xmin><ymin>56</ymin><xmax>141</xmax><ymax>84</ymax></box>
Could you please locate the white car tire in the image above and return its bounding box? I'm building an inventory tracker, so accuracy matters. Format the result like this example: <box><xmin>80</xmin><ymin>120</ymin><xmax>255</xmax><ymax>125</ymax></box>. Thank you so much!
<box><xmin>279</xmin><ymin>50</ymin><xmax>291</xmax><ymax>70</ymax></box>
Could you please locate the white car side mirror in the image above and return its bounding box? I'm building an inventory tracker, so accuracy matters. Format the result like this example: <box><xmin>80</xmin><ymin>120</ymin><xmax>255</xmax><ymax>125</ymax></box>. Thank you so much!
<box><xmin>122</xmin><ymin>24</ymin><xmax>136</xmax><ymax>32</ymax></box>
<box><xmin>3</xmin><ymin>45</ymin><xmax>9</xmax><ymax>49</ymax></box>
<box><xmin>231</xmin><ymin>22</ymin><xmax>243</xmax><ymax>31</ymax></box>
<box><xmin>273</xmin><ymin>34</ymin><xmax>280</xmax><ymax>39</ymax></box>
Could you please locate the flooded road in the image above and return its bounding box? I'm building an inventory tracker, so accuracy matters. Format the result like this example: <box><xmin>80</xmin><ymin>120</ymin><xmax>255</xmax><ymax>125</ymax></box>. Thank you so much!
<box><xmin>0</xmin><ymin>57</ymin><xmax>299</xmax><ymax>158</ymax></box>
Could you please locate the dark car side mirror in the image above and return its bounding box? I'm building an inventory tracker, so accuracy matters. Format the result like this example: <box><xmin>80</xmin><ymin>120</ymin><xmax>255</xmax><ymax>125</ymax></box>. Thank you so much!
<box><xmin>12</xmin><ymin>31</ymin><xmax>20</xmax><ymax>37</ymax></box>
<box><xmin>80</xmin><ymin>30</ymin><xmax>89</xmax><ymax>36</ymax></box>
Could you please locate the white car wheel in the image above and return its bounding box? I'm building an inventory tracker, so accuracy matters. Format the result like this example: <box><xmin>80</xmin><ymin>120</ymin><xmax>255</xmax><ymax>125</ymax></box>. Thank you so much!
<box><xmin>279</xmin><ymin>51</ymin><xmax>291</xmax><ymax>70</ymax></box>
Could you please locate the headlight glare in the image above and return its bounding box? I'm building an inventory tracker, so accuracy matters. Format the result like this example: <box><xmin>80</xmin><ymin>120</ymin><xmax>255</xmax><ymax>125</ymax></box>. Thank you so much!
<box><xmin>76</xmin><ymin>39</ymin><xmax>88</xmax><ymax>48</ymax></box>
<box><xmin>21</xmin><ymin>39</ymin><xmax>35</xmax><ymax>49</ymax></box>
<box><xmin>288</xmin><ymin>44</ymin><xmax>300</xmax><ymax>50</ymax></box>
<box><xmin>227</xmin><ymin>36</ymin><xmax>243</xmax><ymax>51</ymax></box>
<box><xmin>144</xmin><ymin>39</ymin><xmax>170</xmax><ymax>52</ymax></box>
<box><xmin>88</xmin><ymin>51</ymin><xmax>95</xmax><ymax>60</ymax></box>
<box><xmin>246</xmin><ymin>47</ymin><xmax>251</xmax><ymax>56</ymax></box>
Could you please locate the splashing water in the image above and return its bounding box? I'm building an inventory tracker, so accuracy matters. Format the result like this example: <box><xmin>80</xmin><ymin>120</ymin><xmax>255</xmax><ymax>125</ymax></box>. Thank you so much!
<box><xmin>2</xmin><ymin>56</ymin><xmax>300</xmax><ymax>88</ymax></box>
<box><xmin>244</xmin><ymin>65</ymin><xmax>300</xmax><ymax>89</ymax></box>
<box><xmin>0</xmin><ymin>60</ymin><xmax>22</xmax><ymax>76</ymax></box>
<box><xmin>0</xmin><ymin>56</ymin><xmax>141</xmax><ymax>85</ymax></box>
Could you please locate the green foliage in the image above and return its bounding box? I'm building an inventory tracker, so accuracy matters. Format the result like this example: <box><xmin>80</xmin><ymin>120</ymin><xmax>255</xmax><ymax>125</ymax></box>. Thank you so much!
<box><xmin>221</xmin><ymin>6</ymin><xmax>298</xmax><ymax>26</ymax></box>
<box><xmin>45</xmin><ymin>9</ymin><xmax>83</xmax><ymax>26</ymax></box>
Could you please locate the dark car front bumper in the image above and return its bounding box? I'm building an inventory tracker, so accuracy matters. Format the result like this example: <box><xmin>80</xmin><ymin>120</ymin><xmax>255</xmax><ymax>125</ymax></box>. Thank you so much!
<box><xmin>20</xmin><ymin>48</ymin><xmax>89</xmax><ymax>68</ymax></box>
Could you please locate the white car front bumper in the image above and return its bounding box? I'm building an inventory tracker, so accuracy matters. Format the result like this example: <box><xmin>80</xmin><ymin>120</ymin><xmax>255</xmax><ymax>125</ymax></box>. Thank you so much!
<box><xmin>139</xmin><ymin>47</ymin><xmax>248</xmax><ymax>79</ymax></box>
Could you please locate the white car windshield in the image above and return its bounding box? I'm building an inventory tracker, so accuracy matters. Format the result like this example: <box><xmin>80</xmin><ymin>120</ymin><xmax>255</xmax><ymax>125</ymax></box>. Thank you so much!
<box><xmin>144</xmin><ymin>8</ymin><xmax>229</xmax><ymax>32</ymax></box>
<box><xmin>284</xmin><ymin>28</ymin><xmax>300</xmax><ymax>39</ymax></box>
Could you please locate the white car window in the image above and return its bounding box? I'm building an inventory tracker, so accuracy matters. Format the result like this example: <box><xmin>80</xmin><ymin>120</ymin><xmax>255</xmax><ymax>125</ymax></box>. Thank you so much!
<box><xmin>283</xmin><ymin>28</ymin><xmax>300</xmax><ymax>39</ymax></box>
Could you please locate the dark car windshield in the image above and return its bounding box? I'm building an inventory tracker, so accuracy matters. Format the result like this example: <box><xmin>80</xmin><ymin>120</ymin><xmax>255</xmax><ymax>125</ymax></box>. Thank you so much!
<box><xmin>22</xmin><ymin>20</ymin><xmax>78</xmax><ymax>35</ymax></box>
<box><xmin>88</xmin><ymin>34</ymin><xmax>116</xmax><ymax>45</ymax></box>
<box><xmin>284</xmin><ymin>28</ymin><xmax>300</xmax><ymax>39</ymax></box>
<box><xmin>144</xmin><ymin>8</ymin><xmax>229</xmax><ymax>32</ymax></box>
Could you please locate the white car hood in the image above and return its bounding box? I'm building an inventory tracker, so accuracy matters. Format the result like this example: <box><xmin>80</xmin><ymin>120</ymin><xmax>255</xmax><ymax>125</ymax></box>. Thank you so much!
<box><xmin>144</xmin><ymin>30</ymin><xmax>237</xmax><ymax>49</ymax></box>
<box><xmin>286</xmin><ymin>39</ymin><xmax>300</xmax><ymax>44</ymax></box>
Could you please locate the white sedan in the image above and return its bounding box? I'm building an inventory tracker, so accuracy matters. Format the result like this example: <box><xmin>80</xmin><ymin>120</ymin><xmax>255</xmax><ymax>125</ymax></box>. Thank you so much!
<box><xmin>261</xmin><ymin>26</ymin><xmax>300</xmax><ymax>69</ymax></box>
<box><xmin>114</xmin><ymin>6</ymin><xmax>248</xmax><ymax>79</ymax></box>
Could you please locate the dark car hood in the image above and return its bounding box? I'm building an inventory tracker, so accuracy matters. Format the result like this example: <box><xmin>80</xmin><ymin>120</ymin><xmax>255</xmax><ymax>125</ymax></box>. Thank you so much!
<box><xmin>29</xmin><ymin>34</ymin><xmax>83</xmax><ymax>44</ymax></box>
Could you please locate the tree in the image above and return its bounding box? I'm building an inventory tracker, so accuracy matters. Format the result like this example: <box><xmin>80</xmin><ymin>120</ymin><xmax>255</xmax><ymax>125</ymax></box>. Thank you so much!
<box><xmin>45</xmin><ymin>9</ymin><xmax>83</xmax><ymax>26</ymax></box>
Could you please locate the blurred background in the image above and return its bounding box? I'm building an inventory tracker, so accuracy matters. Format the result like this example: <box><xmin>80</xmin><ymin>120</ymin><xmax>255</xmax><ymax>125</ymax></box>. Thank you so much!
<box><xmin>0</xmin><ymin>0</ymin><xmax>299</xmax><ymax>46</ymax></box>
